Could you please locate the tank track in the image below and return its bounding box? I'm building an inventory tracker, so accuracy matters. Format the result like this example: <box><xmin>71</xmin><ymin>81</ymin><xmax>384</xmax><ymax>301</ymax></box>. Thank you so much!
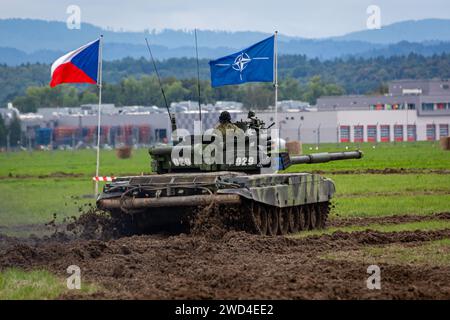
<box><xmin>243</xmin><ymin>200</ymin><xmax>330</xmax><ymax>235</ymax></box>
<box><xmin>105</xmin><ymin>201</ymin><xmax>331</xmax><ymax>236</ymax></box>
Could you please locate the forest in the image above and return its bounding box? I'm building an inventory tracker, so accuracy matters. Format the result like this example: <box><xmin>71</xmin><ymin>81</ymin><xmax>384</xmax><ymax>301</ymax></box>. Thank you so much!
<box><xmin>1</xmin><ymin>52</ymin><xmax>450</xmax><ymax>113</ymax></box>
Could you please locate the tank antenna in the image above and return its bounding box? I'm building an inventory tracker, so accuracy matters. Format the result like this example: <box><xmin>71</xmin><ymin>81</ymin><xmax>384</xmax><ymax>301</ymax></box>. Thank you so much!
<box><xmin>145</xmin><ymin>38</ymin><xmax>172</xmax><ymax>123</ymax></box>
<box><xmin>194</xmin><ymin>29</ymin><xmax>202</xmax><ymax>132</ymax></box>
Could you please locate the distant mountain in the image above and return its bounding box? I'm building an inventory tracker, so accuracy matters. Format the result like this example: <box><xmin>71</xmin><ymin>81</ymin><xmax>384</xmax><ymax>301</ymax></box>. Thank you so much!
<box><xmin>0</xmin><ymin>19</ymin><xmax>280</xmax><ymax>53</ymax></box>
<box><xmin>333</xmin><ymin>19</ymin><xmax>450</xmax><ymax>44</ymax></box>
<box><xmin>2</xmin><ymin>18</ymin><xmax>450</xmax><ymax>65</ymax></box>
<box><xmin>353</xmin><ymin>41</ymin><xmax>450</xmax><ymax>58</ymax></box>
<box><xmin>0</xmin><ymin>47</ymin><xmax>65</xmax><ymax>65</ymax></box>
<box><xmin>0</xmin><ymin>44</ymin><xmax>240</xmax><ymax>66</ymax></box>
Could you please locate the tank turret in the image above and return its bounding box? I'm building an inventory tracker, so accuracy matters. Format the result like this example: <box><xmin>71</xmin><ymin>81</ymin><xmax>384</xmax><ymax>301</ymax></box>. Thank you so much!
<box><xmin>150</xmin><ymin>112</ymin><xmax>362</xmax><ymax>174</ymax></box>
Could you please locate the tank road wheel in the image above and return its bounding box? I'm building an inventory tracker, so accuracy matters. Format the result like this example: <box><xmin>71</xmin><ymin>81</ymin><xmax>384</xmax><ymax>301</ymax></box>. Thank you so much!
<box><xmin>267</xmin><ymin>207</ymin><xmax>279</xmax><ymax>236</ymax></box>
<box><xmin>298</xmin><ymin>206</ymin><xmax>307</xmax><ymax>231</ymax></box>
<box><xmin>289</xmin><ymin>206</ymin><xmax>302</xmax><ymax>233</ymax></box>
<box><xmin>278</xmin><ymin>208</ymin><xmax>290</xmax><ymax>235</ymax></box>
<box><xmin>316</xmin><ymin>202</ymin><xmax>329</xmax><ymax>229</ymax></box>
<box><xmin>309</xmin><ymin>204</ymin><xmax>317</xmax><ymax>230</ymax></box>
<box><xmin>304</xmin><ymin>205</ymin><xmax>312</xmax><ymax>230</ymax></box>
<box><xmin>309</xmin><ymin>204</ymin><xmax>324</xmax><ymax>230</ymax></box>
<box><xmin>253</xmin><ymin>204</ymin><xmax>268</xmax><ymax>235</ymax></box>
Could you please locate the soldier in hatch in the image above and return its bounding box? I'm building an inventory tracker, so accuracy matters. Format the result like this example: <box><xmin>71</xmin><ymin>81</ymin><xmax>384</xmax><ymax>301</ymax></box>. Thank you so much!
<box><xmin>215</xmin><ymin>111</ymin><xmax>240</xmax><ymax>136</ymax></box>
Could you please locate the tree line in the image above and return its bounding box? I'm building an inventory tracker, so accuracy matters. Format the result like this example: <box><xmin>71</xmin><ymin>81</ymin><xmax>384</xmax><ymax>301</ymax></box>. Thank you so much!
<box><xmin>2</xmin><ymin>52</ymin><xmax>450</xmax><ymax>112</ymax></box>
<box><xmin>11</xmin><ymin>75</ymin><xmax>344</xmax><ymax>113</ymax></box>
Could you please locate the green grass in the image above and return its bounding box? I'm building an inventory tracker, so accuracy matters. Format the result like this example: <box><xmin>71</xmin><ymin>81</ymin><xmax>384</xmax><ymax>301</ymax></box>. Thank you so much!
<box><xmin>292</xmin><ymin>219</ymin><xmax>450</xmax><ymax>238</ymax></box>
<box><xmin>333</xmin><ymin>194</ymin><xmax>450</xmax><ymax>218</ymax></box>
<box><xmin>322</xmin><ymin>238</ymin><xmax>450</xmax><ymax>267</ymax></box>
<box><xmin>0</xmin><ymin>148</ymin><xmax>151</xmax><ymax>177</ymax></box>
<box><xmin>0</xmin><ymin>268</ymin><xmax>97</xmax><ymax>300</ymax></box>
<box><xmin>0</xmin><ymin>178</ymin><xmax>93</xmax><ymax>228</ymax></box>
<box><xmin>328</xmin><ymin>174</ymin><xmax>450</xmax><ymax>218</ymax></box>
<box><xmin>331</xmin><ymin>174</ymin><xmax>450</xmax><ymax>196</ymax></box>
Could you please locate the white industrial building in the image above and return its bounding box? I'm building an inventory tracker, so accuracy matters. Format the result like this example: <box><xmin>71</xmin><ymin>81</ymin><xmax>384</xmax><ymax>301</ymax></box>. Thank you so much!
<box><xmin>311</xmin><ymin>79</ymin><xmax>450</xmax><ymax>143</ymax></box>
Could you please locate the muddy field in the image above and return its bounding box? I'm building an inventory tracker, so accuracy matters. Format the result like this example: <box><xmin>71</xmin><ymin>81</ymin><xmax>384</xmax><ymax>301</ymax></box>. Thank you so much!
<box><xmin>1</xmin><ymin>211</ymin><xmax>450</xmax><ymax>300</ymax></box>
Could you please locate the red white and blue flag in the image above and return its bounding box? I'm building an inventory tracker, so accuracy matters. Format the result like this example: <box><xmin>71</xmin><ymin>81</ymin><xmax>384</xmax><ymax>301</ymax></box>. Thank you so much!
<box><xmin>50</xmin><ymin>39</ymin><xmax>100</xmax><ymax>88</ymax></box>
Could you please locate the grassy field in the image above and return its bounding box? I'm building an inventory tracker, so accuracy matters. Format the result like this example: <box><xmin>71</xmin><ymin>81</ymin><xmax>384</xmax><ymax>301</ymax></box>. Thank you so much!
<box><xmin>0</xmin><ymin>141</ymin><xmax>449</xmax><ymax>300</ymax></box>
<box><xmin>0</xmin><ymin>178</ymin><xmax>92</xmax><ymax>227</ymax></box>
<box><xmin>0</xmin><ymin>141</ymin><xmax>449</xmax><ymax>233</ymax></box>
<box><xmin>322</xmin><ymin>238</ymin><xmax>450</xmax><ymax>267</ymax></box>
<box><xmin>0</xmin><ymin>268</ymin><xmax>97</xmax><ymax>300</ymax></box>
<box><xmin>331</xmin><ymin>174</ymin><xmax>450</xmax><ymax>217</ymax></box>
<box><xmin>0</xmin><ymin>148</ymin><xmax>151</xmax><ymax>177</ymax></box>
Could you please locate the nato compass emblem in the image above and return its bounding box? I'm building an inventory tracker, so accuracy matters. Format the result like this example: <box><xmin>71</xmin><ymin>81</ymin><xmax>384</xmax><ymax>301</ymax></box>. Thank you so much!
<box><xmin>232</xmin><ymin>53</ymin><xmax>252</xmax><ymax>76</ymax></box>
<box><xmin>216</xmin><ymin>52</ymin><xmax>270</xmax><ymax>80</ymax></box>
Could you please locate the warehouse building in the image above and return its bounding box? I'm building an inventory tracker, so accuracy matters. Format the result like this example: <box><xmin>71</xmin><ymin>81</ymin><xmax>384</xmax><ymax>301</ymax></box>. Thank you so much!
<box><xmin>308</xmin><ymin>79</ymin><xmax>450</xmax><ymax>143</ymax></box>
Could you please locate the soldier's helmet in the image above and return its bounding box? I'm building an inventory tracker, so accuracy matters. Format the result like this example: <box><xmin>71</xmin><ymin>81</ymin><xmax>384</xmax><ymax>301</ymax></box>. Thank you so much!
<box><xmin>219</xmin><ymin>111</ymin><xmax>231</xmax><ymax>124</ymax></box>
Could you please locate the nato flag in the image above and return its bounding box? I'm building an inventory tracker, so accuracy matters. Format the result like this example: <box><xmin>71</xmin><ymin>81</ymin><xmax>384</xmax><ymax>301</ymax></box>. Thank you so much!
<box><xmin>209</xmin><ymin>35</ymin><xmax>274</xmax><ymax>87</ymax></box>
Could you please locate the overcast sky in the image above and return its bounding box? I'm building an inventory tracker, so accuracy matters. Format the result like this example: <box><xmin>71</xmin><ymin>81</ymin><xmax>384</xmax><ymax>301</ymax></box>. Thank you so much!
<box><xmin>1</xmin><ymin>0</ymin><xmax>449</xmax><ymax>38</ymax></box>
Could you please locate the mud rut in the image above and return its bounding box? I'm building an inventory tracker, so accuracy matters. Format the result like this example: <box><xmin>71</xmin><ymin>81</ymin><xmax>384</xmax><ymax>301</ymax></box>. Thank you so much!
<box><xmin>1</xmin><ymin>210</ymin><xmax>450</xmax><ymax>299</ymax></box>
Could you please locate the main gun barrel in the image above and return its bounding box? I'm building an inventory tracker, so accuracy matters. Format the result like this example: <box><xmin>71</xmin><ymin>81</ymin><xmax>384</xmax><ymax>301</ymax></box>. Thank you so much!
<box><xmin>289</xmin><ymin>150</ymin><xmax>363</xmax><ymax>165</ymax></box>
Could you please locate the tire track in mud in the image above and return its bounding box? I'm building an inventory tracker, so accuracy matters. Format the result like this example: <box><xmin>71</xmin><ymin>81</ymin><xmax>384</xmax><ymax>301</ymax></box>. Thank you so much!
<box><xmin>0</xmin><ymin>172</ymin><xmax>85</xmax><ymax>180</ymax></box>
<box><xmin>1</xmin><ymin>228</ymin><xmax>450</xmax><ymax>299</ymax></box>
<box><xmin>328</xmin><ymin>212</ymin><xmax>450</xmax><ymax>228</ymax></box>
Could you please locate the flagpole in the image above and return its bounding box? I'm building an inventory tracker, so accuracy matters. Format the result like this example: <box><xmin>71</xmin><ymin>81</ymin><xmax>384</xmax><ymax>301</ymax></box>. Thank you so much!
<box><xmin>194</xmin><ymin>29</ymin><xmax>202</xmax><ymax>133</ymax></box>
<box><xmin>274</xmin><ymin>31</ymin><xmax>279</xmax><ymax>153</ymax></box>
<box><xmin>94</xmin><ymin>35</ymin><xmax>103</xmax><ymax>196</ymax></box>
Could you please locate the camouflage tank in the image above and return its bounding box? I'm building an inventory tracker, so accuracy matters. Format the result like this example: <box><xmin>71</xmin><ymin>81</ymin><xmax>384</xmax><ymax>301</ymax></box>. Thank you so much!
<box><xmin>97</xmin><ymin>112</ymin><xmax>362</xmax><ymax>235</ymax></box>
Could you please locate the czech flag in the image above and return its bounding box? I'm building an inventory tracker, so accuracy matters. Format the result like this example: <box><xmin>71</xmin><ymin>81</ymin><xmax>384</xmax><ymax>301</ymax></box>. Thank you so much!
<box><xmin>50</xmin><ymin>39</ymin><xmax>100</xmax><ymax>88</ymax></box>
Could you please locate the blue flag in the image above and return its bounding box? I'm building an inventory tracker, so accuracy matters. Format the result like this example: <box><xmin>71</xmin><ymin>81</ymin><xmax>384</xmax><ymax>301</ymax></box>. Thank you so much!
<box><xmin>209</xmin><ymin>35</ymin><xmax>274</xmax><ymax>87</ymax></box>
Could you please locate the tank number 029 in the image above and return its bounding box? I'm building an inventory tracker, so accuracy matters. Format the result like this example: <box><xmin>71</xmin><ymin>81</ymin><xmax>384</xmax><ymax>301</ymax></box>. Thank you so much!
<box><xmin>172</xmin><ymin>157</ymin><xmax>192</xmax><ymax>166</ymax></box>
<box><xmin>235</xmin><ymin>157</ymin><xmax>255</xmax><ymax>166</ymax></box>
